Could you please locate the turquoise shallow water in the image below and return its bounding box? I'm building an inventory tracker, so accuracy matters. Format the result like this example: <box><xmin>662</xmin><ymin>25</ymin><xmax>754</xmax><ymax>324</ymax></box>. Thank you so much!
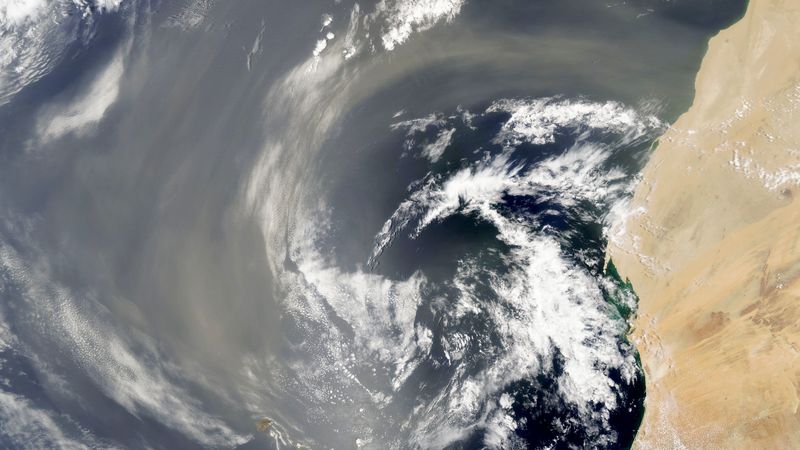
<box><xmin>0</xmin><ymin>0</ymin><xmax>745</xmax><ymax>448</ymax></box>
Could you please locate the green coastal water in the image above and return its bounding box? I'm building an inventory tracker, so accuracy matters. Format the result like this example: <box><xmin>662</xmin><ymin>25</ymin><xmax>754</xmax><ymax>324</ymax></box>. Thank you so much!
<box><xmin>0</xmin><ymin>0</ymin><xmax>747</xmax><ymax>447</ymax></box>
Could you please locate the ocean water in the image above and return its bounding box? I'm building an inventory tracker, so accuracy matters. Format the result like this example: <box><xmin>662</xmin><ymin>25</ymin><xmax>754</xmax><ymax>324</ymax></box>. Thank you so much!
<box><xmin>0</xmin><ymin>0</ymin><xmax>745</xmax><ymax>448</ymax></box>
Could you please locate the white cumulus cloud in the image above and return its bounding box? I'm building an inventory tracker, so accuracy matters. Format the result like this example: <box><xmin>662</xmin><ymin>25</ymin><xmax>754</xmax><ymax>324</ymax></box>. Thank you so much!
<box><xmin>375</xmin><ymin>0</ymin><xmax>465</xmax><ymax>51</ymax></box>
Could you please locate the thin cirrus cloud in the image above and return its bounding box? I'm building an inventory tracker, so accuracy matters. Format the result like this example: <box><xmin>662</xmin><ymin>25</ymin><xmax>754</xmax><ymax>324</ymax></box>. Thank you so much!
<box><xmin>0</xmin><ymin>390</ymin><xmax>92</xmax><ymax>450</ymax></box>
<box><xmin>36</xmin><ymin>42</ymin><xmax>130</xmax><ymax>143</ymax></box>
<box><xmin>0</xmin><ymin>239</ymin><xmax>250</xmax><ymax>448</ymax></box>
<box><xmin>0</xmin><ymin>0</ymin><xmax>125</xmax><ymax>106</ymax></box>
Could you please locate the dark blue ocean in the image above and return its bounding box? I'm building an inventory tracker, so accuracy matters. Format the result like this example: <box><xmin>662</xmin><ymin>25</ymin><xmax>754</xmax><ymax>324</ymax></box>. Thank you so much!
<box><xmin>0</xmin><ymin>0</ymin><xmax>746</xmax><ymax>448</ymax></box>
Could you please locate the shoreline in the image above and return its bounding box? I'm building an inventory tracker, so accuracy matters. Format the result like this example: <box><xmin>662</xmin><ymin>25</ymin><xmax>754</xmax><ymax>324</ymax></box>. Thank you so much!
<box><xmin>609</xmin><ymin>0</ymin><xmax>800</xmax><ymax>447</ymax></box>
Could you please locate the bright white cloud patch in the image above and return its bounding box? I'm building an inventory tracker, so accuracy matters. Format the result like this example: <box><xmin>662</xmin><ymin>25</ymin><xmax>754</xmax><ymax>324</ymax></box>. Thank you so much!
<box><xmin>421</xmin><ymin>127</ymin><xmax>455</xmax><ymax>162</ymax></box>
<box><xmin>371</xmin><ymin>143</ymin><xmax>638</xmax><ymax>448</ymax></box>
<box><xmin>375</xmin><ymin>0</ymin><xmax>465</xmax><ymax>51</ymax></box>
<box><xmin>0</xmin><ymin>0</ymin><xmax>49</xmax><ymax>27</ymax></box>
<box><xmin>241</xmin><ymin>0</ymin><xmax>657</xmax><ymax>442</ymax></box>
<box><xmin>391</xmin><ymin>113</ymin><xmax>456</xmax><ymax>161</ymax></box>
<box><xmin>94</xmin><ymin>0</ymin><xmax>123</xmax><ymax>11</ymax></box>
<box><xmin>0</xmin><ymin>0</ymin><xmax>124</xmax><ymax>106</ymax></box>
<box><xmin>358</xmin><ymin>99</ymin><xmax>660</xmax><ymax>447</ymax></box>
<box><xmin>488</xmin><ymin>97</ymin><xmax>663</xmax><ymax>147</ymax></box>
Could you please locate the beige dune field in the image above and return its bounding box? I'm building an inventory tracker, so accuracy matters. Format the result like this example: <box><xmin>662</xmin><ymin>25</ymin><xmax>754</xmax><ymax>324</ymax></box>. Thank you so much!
<box><xmin>608</xmin><ymin>0</ymin><xmax>800</xmax><ymax>447</ymax></box>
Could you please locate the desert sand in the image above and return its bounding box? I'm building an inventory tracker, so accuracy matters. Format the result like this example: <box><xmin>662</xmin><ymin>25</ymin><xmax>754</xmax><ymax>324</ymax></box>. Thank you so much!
<box><xmin>608</xmin><ymin>0</ymin><xmax>800</xmax><ymax>448</ymax></box>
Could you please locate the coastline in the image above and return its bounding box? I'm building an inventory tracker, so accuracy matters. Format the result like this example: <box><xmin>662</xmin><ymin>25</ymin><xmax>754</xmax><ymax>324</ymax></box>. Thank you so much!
<box><xmin>608</xmin><ymin>0</ymin><xmax>800</xmax><ymax>448</ymax></box>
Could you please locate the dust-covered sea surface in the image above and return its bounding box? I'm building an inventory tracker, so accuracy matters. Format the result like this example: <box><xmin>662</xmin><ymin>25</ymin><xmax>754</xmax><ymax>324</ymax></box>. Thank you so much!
<box><xmin>0</xmin><ymin>0</ymin><xmax>746</xmax><ymax>448</ymax></box>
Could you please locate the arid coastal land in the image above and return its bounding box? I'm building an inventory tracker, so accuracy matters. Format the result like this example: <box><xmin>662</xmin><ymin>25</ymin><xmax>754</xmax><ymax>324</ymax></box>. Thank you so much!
<box><xmin>609</xmin><ymin>0</ymin><xmax>800</xmax><ymax>447</ymax></box>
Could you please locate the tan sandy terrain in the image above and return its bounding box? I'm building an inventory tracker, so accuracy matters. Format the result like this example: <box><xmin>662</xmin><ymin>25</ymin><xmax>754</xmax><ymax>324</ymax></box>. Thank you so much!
<box><xmin>607</xmin><ymin>0</ymin><xmax>800</xmax><ymax>448</ymax></box>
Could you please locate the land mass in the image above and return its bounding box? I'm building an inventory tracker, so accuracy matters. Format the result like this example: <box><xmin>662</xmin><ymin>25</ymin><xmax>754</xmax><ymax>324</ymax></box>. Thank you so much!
<box><xmin>608</xmin><ymin>0</ymin><xmax>800</xmax><ymax>448</ymax></box>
